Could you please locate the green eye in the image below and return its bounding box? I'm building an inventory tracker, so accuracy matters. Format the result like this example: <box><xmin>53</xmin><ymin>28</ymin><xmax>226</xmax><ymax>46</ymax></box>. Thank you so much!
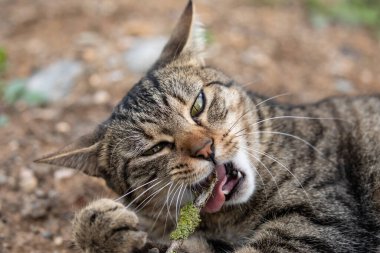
<box><xmin>190</xmin><ymin>91</ymin><xmax>205</xmax><ymax>118</ymax></box>
<box><xmin>142</xmin><ymin>142</ymin><xmax>168</xmax><ymax>156</ymax></box>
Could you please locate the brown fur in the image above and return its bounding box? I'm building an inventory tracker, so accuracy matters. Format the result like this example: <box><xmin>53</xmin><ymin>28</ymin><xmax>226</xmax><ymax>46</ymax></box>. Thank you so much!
<box><xmin>36</xmin><ymin>1</ymin><xmax>380</xmax><ymax>252</ymax></box>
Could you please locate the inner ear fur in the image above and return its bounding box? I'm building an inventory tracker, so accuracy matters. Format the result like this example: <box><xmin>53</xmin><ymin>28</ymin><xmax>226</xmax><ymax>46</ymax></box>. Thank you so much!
<box><xmin>34</xmin><ymin>126</ymin><xmax>106</xmax><ymax>177</ymax></box>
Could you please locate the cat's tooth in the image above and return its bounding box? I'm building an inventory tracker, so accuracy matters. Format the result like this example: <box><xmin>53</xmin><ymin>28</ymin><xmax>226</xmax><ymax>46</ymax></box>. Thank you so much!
<box><xmin>237</xmin><ymin>171</ymin><xmax>242</xmax><ymax>179</ymax></box>
<box><xmin>222</xmin><ymin>189</ymin><xmax>230</xmax><ymax>195</ymax></box>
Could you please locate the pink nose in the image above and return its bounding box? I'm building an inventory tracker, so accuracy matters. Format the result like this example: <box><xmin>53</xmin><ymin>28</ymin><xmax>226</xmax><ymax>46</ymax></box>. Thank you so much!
<box><xmin>193</xmin><ymin>139</ymin><xmax>213</xmax><ymax>160</ymax></box>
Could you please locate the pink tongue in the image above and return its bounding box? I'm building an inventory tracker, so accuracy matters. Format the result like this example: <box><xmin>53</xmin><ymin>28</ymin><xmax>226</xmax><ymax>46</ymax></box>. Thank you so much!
<box><xmin>202</xmin><ymin>165</ymin><xmax>227</xmax><ymax>213</ymax></box>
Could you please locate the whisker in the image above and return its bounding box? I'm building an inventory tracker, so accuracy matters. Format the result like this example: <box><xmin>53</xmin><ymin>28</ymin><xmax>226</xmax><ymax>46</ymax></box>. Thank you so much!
<box><xmin>149</xmin><ymin>182</ymin><xmax>173</xmax><ymax>237</ymax></box>
<box><xmin>126</xmin><ymin>180</ymin><xmax>162</xmax><ymax>208</ymax></box>
<box><xmin>248</xmin><ymin>146</ymin><xmax>313</xmax><ymax>207</ymax></box>
<box><xmin>225</xmin><ymin>93</ymin><xmax>292</xmax><ymax>135</ymax></box>
<box><xmin>115</xmin><ymin>178</ymin><xmax>159</xmax><ymax>202</ymax></box>
<box><xmin>160</xmin><ymin>182</ymin><xmax>180</xmax><ymax>238</ymax></box>
<box><xmin>233</xmin><ymin>116</ymin><xmax>344</xmax><ymax>136</ymax></box>
<box><xmin>168</xmin><ymin>182</ymin><xmax>182</xmax><ymax>222</ymax></box>
<box><xmin>134</xmin><ymin>181</ymin><xmax>171</xmax><ymax>213</ymax></box>
<box><xmin>175</xmin><ymin>184</ymin><xmax>184</xmax><ymax>224</ymax></box>
<box><xmin>254</xmin><ymin>92</ymin><xmax>291</xmax><ymax>108</ymax></box>
<box><xmin>241</xmin><ymin>130</ymin><xmax>328</xmax><ymax>160</ymax></box>
<box><xmin>238</xmin><ymin>146</ymin><xmax>283</xmax><ymax>200</ymax></box>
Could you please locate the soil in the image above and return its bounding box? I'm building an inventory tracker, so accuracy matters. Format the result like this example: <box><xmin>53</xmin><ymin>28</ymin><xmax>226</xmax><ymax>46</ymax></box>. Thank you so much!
<box><xmin>0</xmin><ymin>0</ymin><xmax>379</xmax><ymax>252</ymax></box>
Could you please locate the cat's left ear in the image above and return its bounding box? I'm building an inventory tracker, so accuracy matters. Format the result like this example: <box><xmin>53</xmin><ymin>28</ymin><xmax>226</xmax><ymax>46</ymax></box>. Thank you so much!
<box><xmin>155</xmin><ymin>0</ymin><xmax>205</xmax><ymax>67</ymax></box>
<box><xmin>34</xmin><ymin>126</ymin><xmax>106</xmax><ymax>177</ymax></box>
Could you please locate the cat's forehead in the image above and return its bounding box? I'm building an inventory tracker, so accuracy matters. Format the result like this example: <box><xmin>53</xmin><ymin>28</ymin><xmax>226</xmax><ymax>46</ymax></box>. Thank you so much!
<box><xmin>108</xmin><ymin>68</ymin><xmax>204</xmax><ymax>147</ymax></box>
<box><xmin>117</xmin><ymin>68</ymin><xmax>203</xmax><ymax>114</ymax></box>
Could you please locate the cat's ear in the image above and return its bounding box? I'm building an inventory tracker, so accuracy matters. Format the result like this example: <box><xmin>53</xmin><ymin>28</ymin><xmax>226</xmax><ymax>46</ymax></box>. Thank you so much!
<box><xmin>34</xmin><ymin>126</ymin><xmax>106</xmax><ymax>177</ymax></box>
<box><xmin>156</xmin><ymin>0</ymin><xmax>205</xmax><ymax>66</ymax></box>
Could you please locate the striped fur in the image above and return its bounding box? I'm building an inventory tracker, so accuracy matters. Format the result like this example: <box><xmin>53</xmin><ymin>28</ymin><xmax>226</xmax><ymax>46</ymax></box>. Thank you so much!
<box><xmin>37</xmin><ymin>1</ymin><xmax>380</xmax><ymax>252</ymax></box>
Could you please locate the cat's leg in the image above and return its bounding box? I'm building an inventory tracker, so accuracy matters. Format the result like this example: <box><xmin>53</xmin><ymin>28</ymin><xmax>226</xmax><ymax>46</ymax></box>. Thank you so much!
<box><xmin>72</xmin><ymin>198</ymin><xmax>167</xmax><ymax>253</ymax></box>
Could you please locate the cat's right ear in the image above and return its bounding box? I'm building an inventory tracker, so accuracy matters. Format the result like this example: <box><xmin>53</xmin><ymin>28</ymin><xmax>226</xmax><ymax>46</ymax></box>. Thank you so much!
<box><xmin>34</xmin><ymin>126</ymin><xmax>106</xmax><ymax>177</ymax></box>
<box><xmin>155</xmin><ymin>0</ymin><xmax>205</xmax><ymax>67</ymax></box>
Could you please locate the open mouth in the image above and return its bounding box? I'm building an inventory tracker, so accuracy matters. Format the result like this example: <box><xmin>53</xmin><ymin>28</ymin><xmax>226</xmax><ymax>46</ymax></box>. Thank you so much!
<box><xmin>194</xmin><ymin>162</ymin><xmax>245</xmax><ymax>213</ymax></box>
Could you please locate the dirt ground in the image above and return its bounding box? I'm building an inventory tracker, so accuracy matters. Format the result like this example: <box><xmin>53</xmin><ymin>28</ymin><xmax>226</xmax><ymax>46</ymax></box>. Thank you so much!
<box><xmin>1</xmin><ymin>0</ymin><xmax>379</xmax><ymax>252</ymax></box>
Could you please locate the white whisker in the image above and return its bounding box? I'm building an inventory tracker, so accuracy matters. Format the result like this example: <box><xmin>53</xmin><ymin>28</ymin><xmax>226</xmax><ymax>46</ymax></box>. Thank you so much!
<box><xmin>249</xmin><ymin>146</ymin><xmax>313</xmax><ymax>208</ymax></box>
<box><xmin>115</xmin><ymin>178</ymin><xmax>159</xmax><ymax>202</ymax></box>
<box><xmin>233</xmin><ymin>116</ymin><xmax>344</xmax><ymax>136</ymax></box>
<box><xmin>134</xmin><ymin>181</ymin><xmax>171</xmax><ymax>213</ymax></box>
<box><xmin>254</xmin><ymin>92</ymin><xmax>291</xmax><ymax>108</ymax></box>
<box><xmin>126</xmin><ymin>180</ymin><xmax>162</xmax><ymax>208</ymax></box>
<box><xmin>175</xmin><ymin>184</ymin><xmax>184</xmax><ymax>223</ymax></box>
<box><xmin>226</xmin><ymin>93</ymin><xmax>292</xmax><ymax>135</ymax></box>
<box><xmin>239</xmin><ymin>146</ymin><xmax>283</xmax><ymax>199</ymax></box>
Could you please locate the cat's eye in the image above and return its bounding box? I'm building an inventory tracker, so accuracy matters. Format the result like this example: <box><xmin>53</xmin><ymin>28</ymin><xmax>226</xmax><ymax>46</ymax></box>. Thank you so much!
<box><xmin>190</xmin><ymin>90</ymin><xmax>205</xmax><ymax>118</ymax></box>
<box><xmin>142</xmin><ymin>142</ymin><xmax>169</xmax><ymax>156</ymax></box>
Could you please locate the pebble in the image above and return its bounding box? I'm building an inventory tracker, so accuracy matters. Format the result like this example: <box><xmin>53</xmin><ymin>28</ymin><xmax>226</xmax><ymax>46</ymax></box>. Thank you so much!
<box><xmin>55</xmin><ymin>121</ymin><xmax>71</xmax><ymax>133</ymax></box>
<box><xmin>9</xmin><ymin>140</ymin><xmax>20</xmax><ymax>151</ymax></box>
<box><xmin>26</xmin><ymin>60</ymin><xmax>84</xmax><ymax>102</ymax></box>
<box><xmin>93</xmin><ymin>90</ymin><xmax>111</xmax><ymax>105</ymax></box>
<box><xmin>104</xmin><ymin>70</ymin><xmax>124</xmax><ymax>83</ymax></box>
<box><xmin>19</xmin><ymin>168</ymin><xmax>38</xmax><ymax>193</ymax></box>
<box><xmin>123</xmin><ymin>36</ymin><xmax>167</xmax><ymax>73</ymax></box>
<box><xmin>54</xmin><ymin>236</ymin><xmax>64</xmax><ymax>246</ymax></box>
<box><xmin>54</xmin><ymin>168</ymin><xmax>75</xmax><ymax>181</ymax></box>
<box><xmin>22</xmin><ymin>198</ymin><xmax>51</xmax><ymax>219</ymax></box>
<box><xmin>335</xmin><ymin>78</ymin><xmax>355</xmax><ymax>93</ymax></box>
<box><xmin>0</xmin><ymin>173</ymin><xmax>8</xmax><ymax>186</ymax></box>
<box><xmin>42</xmin><ymin>230</ymin><xmax>54</xmax><ymax>240</ymax></box>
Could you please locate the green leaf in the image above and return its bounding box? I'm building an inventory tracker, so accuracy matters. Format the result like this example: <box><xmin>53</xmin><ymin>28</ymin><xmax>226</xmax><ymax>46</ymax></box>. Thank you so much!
<box><xmin>3</xmin><ymin>79</ymin><xmax>26</xmax><ymax>105</ymax></box>
<box><xmin>0</xmin><ymin>48</ymin><xmax>6</xmax><ymax>75</ymax></box>
<box><xmin>22</xmin><ymin>90</ymin><xmax>48</xmax><ymax>106</ymax></box>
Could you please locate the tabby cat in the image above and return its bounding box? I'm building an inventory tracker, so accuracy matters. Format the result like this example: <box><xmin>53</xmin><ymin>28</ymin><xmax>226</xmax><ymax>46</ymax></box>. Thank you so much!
<box><xmin>36</xmin><ymin>1</ymin><xmax>380</xmax><ymax>252</ymax></box>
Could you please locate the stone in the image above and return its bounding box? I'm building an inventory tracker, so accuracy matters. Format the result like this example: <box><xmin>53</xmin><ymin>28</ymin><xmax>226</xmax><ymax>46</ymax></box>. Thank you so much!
<box><xmin>54</xmin><ymin>168</ymin><xmax>75</xmax><ymax>181</ymax></box>
<box><xmin>19</xmin><ymin>168</ymin><xmax>38</xmax><ymax>193</ymax></box>
<box><xmin>22</xmin><ymin>197</ymin><xmax>51</xmax><ymax>219</ymax></box>
<box><xmin>335</xmin><ymin>78</ymin><xmax>355</xmax><ymax>93</ymax></box>
<box><xmin>54</xmin><ymin>236</ymin><xmax>64</xmax><ymax>246</ymax></box>
<box><xmin>93</xmin><ymin>90</ymin><xmax>111</xmax><ymax>105</ymax></box>
<box><xmin>26</xmin><ymin>60</ymin><xmax>84</xmax><ymax>102</ymax></box>
<box><xmin>55</xmin><ymin>121</ymin><xmax>71</xmax><ymax>133</ymax></box>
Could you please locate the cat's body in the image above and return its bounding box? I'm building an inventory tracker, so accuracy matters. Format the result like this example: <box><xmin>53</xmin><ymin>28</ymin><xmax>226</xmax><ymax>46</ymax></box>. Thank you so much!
<box><xmin>37</xmin><ymin>1</ymin><xmax>380</xmax><ymax>252</ymax></box>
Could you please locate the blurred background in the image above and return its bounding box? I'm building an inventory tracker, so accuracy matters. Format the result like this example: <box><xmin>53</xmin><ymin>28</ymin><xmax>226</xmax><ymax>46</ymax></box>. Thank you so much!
<box><xmin>0</xmin><ymin>0</ymin><xmax>379</xmax><ymax>252</ymax></box>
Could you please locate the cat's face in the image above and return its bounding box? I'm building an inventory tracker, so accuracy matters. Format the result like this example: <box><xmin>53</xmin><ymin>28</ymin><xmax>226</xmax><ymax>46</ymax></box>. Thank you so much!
<box><xmin>37</xmin><ymin>1</ymin><xmax>260</xmax><ymax>214</ymax></box>
<box><xmin>105</xmin><ymin>64</ymin><xmax>259</xmax><ymax>212</ymax></box>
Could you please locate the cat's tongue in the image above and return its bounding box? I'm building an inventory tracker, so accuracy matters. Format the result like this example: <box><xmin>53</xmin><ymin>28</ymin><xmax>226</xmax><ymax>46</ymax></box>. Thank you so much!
<box><xmin>202</xmin><ymin>164</ymin><xmax>227</xmax><ymax>213</ymax></box>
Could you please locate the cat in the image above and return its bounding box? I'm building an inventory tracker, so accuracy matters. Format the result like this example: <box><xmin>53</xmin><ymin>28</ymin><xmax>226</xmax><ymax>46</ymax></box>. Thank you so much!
<box><xmin>36</xmin><ymin>1</ymin><xmax>380</xmax><ymax>252</ymax></box>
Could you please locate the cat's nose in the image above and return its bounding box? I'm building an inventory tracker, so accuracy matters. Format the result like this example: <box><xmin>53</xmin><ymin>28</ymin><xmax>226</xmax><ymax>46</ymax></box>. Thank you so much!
<box><xmin>192</xmin><ymin>139</ymin><xmax>214</xmax><ymax>160</ymax></box>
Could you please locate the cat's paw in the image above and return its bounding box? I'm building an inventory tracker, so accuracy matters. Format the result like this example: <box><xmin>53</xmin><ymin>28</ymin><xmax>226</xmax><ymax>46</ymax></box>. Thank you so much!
<box><xmin>72</xmin><ymin>198</ymin><xmax>147</xmax><ymax>253</ymax></box>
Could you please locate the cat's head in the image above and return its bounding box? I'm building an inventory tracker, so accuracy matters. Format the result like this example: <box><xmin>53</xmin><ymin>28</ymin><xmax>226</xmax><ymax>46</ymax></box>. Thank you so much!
<box><xmin>36</xmin><ymin>1</ymin><xmax>261</xmax><ymax>214</ymax></box>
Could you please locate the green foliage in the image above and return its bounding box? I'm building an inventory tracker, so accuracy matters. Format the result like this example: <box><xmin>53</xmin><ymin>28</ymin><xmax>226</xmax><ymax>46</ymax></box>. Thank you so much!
<box><xmin>204</xmin><ymin>29</ymin><xmax>214</xmax><ymax>45</ymax></box>
<box><xmin>2</xmin><ymin>79</ymin><xmax>47</xmax><ymax>106</ymax></box>
<box><xmin>170</xmin><ymin>203</ymin><xmax>201</xmax><ymax>240</ymax></box>
<box><xmin>306</xmin><ymin>0</ymin><xmax>380</xmax><ymax>33</ymax></box>
<box><xmin>0</xmin><ymin>48</ymin><xmax>6</xmax><ymax>75</ymax></box>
